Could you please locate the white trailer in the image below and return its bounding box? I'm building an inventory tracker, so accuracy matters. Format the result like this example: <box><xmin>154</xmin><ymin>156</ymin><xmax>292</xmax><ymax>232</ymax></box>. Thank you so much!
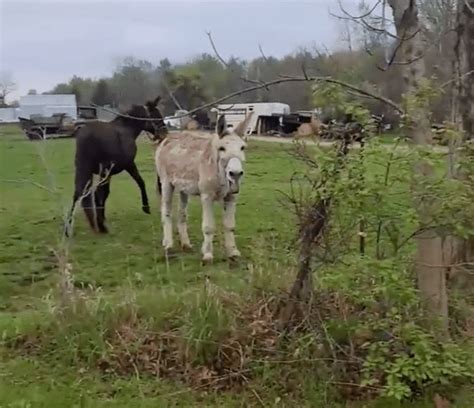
<box><xmin>214</xmin><ymin>102</ymin><xmax>290</xmax><ymax>135</ymax></box>
<box><xmin>164</xmin><ymin>109</ymin><xmax>190</xmax><ymax>130</ymax></box>
<box><xmin>0</xmin><ymin>107</ymin><xmax>19</xmax><ymax>123</ymax></box>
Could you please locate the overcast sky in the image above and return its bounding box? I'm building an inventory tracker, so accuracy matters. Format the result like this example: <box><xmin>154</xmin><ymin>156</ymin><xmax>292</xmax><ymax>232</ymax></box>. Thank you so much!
<box><xmin>1</xmin><ymin>0</ymin><xmax>351</xmax><ymax>101</ymax></box>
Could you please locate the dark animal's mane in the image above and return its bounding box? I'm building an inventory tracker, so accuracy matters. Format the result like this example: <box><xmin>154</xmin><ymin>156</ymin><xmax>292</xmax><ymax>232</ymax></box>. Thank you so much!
<box><xmin>111</xmin><ymin>105</ymin><xmax>149</xmax><ymax>126</ymax></box>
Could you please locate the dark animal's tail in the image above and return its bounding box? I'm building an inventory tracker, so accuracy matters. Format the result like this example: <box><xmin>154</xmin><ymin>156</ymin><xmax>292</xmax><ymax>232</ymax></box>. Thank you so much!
<box><xmin>156</xmin><ymin>174</ymin><xmax>162</xmax><ymax>195</ymax></box>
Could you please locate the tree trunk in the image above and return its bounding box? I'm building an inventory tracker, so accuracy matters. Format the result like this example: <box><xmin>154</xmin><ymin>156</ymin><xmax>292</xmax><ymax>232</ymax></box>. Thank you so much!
<box><xmin>388</xmin><ymin>0</ymin><xmax>449</xmax><ymax>334</ymax></box>
<box><xmin>453</xmin><ymin>0</ymin><xmax>474</xmax><ymax>272</ymax></box>
<box><xmin>457</xmin><ymin>0</ymin><xmax>474</xmax><ymax>140</ymax></box>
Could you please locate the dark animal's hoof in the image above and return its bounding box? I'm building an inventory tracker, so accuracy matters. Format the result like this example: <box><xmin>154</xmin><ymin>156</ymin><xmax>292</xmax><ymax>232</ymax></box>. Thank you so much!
<box><xmin>142</xmin><ymin>205</ymin><xmax>151</xmax><ymax>214</ymax></box>
<box><xmin>98</xmin><ymin>225</ymin><xmax>109</xmax><ymax>234</ymax></box>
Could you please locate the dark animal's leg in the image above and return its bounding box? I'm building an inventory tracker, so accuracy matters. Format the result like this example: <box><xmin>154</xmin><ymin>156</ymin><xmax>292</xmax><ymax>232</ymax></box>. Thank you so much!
<box><xmin>95</xmin><ymin>179</ymin><xmax>111</xmax><ymax>233</ymax></box>
<box><xmin>78</xmin><ymin>166</ymin><xmax>98</xmax><ymax>232</ymax></box>
<box><xmin>66</xmin><ymin>165</ymin><xmax>96</xmax><ymax>234</ymax></box>
<box><xmin>82</xmin><ymin>186</ymin><xmax>98</xmax><ymax>232</ymax></box>
<box><xmin>126</xmin><ymin>163</ymin><xmax>150</xmax><ymax>214</ymax></box>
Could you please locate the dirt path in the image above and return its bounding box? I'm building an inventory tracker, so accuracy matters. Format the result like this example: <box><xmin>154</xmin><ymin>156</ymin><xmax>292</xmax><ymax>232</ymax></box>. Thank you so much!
<box><xmin>251</xmin><ymin>135</ymin><xmax>448</xmax><ymax>153</ymax></box>
<box><xmin>167</xmin><ymin>131</ymin><xmax>448</xmax><ymax>153</ymax></box>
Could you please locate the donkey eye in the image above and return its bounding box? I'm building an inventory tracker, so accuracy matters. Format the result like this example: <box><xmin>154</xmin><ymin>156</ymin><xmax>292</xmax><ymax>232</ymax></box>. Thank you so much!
<box><xmin>218</xmin><ymin>146</ymin><xmax>226</xmax><ymax>152</ymax></box>
<box><xmin>241</xmin><ymin>146</ymin><xmax>245</xmax><ymax>151</ymax></box>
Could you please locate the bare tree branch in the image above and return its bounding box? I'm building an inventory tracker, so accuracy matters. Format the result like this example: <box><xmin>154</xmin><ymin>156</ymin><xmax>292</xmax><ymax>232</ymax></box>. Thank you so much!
<box><xmin>258</xmin><ymin>44</ymin><xmax>270</xmax><ymax>63</ymax></box>
<box><xmin>440</xmin><ymin>69</ymin><xmax>474</xmax><ymax>89</ymax></box>
<box><xmin>334</xmin><ymin>0</ymin><xmax>426</xmax><ymax>71</ymax></box>
<box><xmin>331</xmin><ymin>0</ymin><xmax>399</xmax><ymax>40</ymax></box>
<box><xmin>205</xmin><ymin>30</ymin><xmax>231</xmax><ymax>69</ymax></box>
<box><xmin>93</xmin><ymin>74</ymin><xmax>404</xmax><ymax>123</ymax></box>
<box><xmin>0</xmin><ymin>178</ymin><xmax>56</xmax><ymax>193</ymax></box>
<box><xmin>341</xmin><ymin>0</ymin><xmax>383</xmax><ymax>20</ymax></box>
<box><xmin>205</xmin><ymin>30</ymin><xmax>263</xmax><ymax>86</ymax></box>
<box><xmin>464</xmin><ymin>0</ymin><xmax>474</xmax><ymax>13</ymax></box>
<box><xmin>162</xmin><ymin>80</ymin><xmax>183</xmax><ymax>111</ymax></box>
<box><xmin>373</xmin><ymin>31</ymin><xmax>425</xmax><ymax>71</ymax></box>
<box><xmin>0</xmin><ymin>71</ymin><xmax>16</xmax><ymax>101</ymax></box>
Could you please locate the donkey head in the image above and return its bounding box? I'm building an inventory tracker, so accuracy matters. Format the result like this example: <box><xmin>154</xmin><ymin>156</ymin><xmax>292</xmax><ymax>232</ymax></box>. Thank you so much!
<box><xmin>214</xmin><ymin>113</ymin><xmax>252</xmax><ymax>194</ymax></box>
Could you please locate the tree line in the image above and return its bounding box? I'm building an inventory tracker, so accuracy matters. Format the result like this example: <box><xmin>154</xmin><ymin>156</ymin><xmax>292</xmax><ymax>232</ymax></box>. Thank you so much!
<box><xmin>42</xmin><ymin>1</ymin><xmax>457</xmax><ymax>125</ymax></box>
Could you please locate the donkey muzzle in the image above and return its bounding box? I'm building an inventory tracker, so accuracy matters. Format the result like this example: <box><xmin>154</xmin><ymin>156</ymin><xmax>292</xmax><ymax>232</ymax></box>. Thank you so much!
<box><xmin>226</xmin><ymin>158</ymin><xmax>244</xmax><ymax>194</ymax></box>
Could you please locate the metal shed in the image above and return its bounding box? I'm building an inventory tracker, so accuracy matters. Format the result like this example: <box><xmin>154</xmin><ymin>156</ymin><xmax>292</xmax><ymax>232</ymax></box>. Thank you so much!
<box><xmin>19</xmin><ymin>94</ymin><xmax>78</xmax><ymax>120</ymax></box>
<box><xmin>0</xmin><ymin>107</ymin><xmax>19</xmax><ymax>123</ymax></box>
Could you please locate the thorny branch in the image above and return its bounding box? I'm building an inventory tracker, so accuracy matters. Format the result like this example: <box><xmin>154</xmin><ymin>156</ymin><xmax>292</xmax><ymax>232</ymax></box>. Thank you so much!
<box><xmin>277</xmin><ymin>137</ymin><xmax>352</xmax><ymax>329</ymax></box>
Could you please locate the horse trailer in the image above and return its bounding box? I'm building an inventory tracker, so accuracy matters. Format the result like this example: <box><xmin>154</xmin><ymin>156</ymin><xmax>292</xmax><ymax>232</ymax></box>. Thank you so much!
<box><xmin>214</xmin><ymin>102</ymin><xmax>290</xmax><ymax>135</ymax></box>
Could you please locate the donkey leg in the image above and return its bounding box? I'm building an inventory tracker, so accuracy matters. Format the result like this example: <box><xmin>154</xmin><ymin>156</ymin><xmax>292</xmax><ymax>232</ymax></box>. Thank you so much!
<box><xmin>177</xmin><ymin>192</ymin><xmax>192</xmax><ymax>251</ymax></box>
<box><xmin>161</xmin><ymin>182</ymin><xmax>174</xmax><ymax>251</ymax></box>
<box><xmin>223</xmin><ymin>195</ymin><xmax>240</xmax><ymax>259</ymax></box>
<box><xmin>201</xmin><ymin>194</ymin><xmax>215</xmax><ymax>263</ymax></box>
<box><xmin>126</xmin><ymin>163</ymin><xmax>150</xmax><ymax>214</ymax></box>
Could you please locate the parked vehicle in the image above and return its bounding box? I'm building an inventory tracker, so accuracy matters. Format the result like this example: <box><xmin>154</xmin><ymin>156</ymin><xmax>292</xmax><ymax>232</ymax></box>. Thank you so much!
<box><xmin>18</xmin><ymin>113</ymin><xmax>76</xmax><ymax>140</ymax></box>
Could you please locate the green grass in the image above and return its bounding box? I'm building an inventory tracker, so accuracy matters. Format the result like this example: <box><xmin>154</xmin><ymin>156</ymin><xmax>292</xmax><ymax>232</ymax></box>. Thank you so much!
<box><xmin>0</xmin><ymin>126</ymin><xmax>303</xmax><ymax>406</ymax></box>
<box><xmin>0</xmin><ymin>126</ymin><xmax>300</xmax><ymax>301</ymax></box>
<box><xmin>0</xmin><ymin>125</ymin><xmax>472</xmax><ymax>407</ymax></box>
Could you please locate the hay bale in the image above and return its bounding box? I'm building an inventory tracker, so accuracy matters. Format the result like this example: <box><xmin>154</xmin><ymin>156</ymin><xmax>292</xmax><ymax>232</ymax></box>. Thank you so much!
<box><xmin>310</xmin><ymin>117</ymin><xmax>322</xmax><ymax>135</ymax></box>
<box><xmin>185</xmin><ymin>119</ymin><xmax>199</xmax><ymax>130</ymax></box>
<box><xmin>296</xmin><ymin>123</ymin><xmax>314</xmax><ymax>137</ymax></box>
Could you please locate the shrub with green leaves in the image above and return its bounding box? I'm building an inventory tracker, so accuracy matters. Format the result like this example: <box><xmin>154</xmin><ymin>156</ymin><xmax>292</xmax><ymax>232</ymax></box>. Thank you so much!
<box><xmin>300</xmin><ymin>81</ymin><xmax>474</xmax><ymax>399</ymax></box>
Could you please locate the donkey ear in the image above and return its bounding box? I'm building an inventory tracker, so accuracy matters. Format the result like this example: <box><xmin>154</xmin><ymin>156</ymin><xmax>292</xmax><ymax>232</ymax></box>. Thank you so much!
<box><xmin>153</xmin><ymin>96</ymin><xmax>162</xmax><ymax>106</ymax></box>
<box><xmin>233</xmin><ymin>112</ymin><xmax>253</xmax><ymax>137</ymax></box>
<box><xmin>216</xmin><ymin>114</ymin><xmax>227</xmax><ymax>138</ymax></box>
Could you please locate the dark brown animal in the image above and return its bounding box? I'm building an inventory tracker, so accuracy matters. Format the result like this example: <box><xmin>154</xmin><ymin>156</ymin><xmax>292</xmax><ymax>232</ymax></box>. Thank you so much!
<box><xmin>65</xmin><ymin>96</ymin><xmax>167</xmax><ymax>236</ymax></box>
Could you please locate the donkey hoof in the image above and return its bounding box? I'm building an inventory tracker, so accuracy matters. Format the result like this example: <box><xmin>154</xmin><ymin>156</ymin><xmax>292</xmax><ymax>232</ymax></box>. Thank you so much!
<box><xmin>164</xmin><ymin>247</ymin><xmax>177</xmax><ymax>259</ymax></box>
<box><xmin>98</xmin><ymin>225</ymin><xmax>109</xmax><ymax>234</ymax></box>
<box><xmin>63</xmin><ymin>225</ymin><xmax>72</xmax><ymax>238</ymax></box>
<box><xmin>227</xmin><ymin>249</ymin><xmax>241</xmax><ymax>260</ymax></box>
<box><xmin>142</xmin><ymin>205</ymin><xmax>151</xmax><ymax>214</ymax></box>
<box><xmin>202</xmin><ymin>253</ymin><xmax>214</xmax><ymax>265</ymax></box>
<box><xmin>181</xmin><ymin>243</ymin><xmax>193</xmax><ymax>252</ymax></box>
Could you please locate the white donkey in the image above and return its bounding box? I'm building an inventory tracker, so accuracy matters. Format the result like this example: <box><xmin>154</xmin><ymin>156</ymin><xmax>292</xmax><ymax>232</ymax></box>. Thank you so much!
<box><xmin>154</xmin><ymin>113</ymin><xmax>252</xmax><ymax>263</ymax></box>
